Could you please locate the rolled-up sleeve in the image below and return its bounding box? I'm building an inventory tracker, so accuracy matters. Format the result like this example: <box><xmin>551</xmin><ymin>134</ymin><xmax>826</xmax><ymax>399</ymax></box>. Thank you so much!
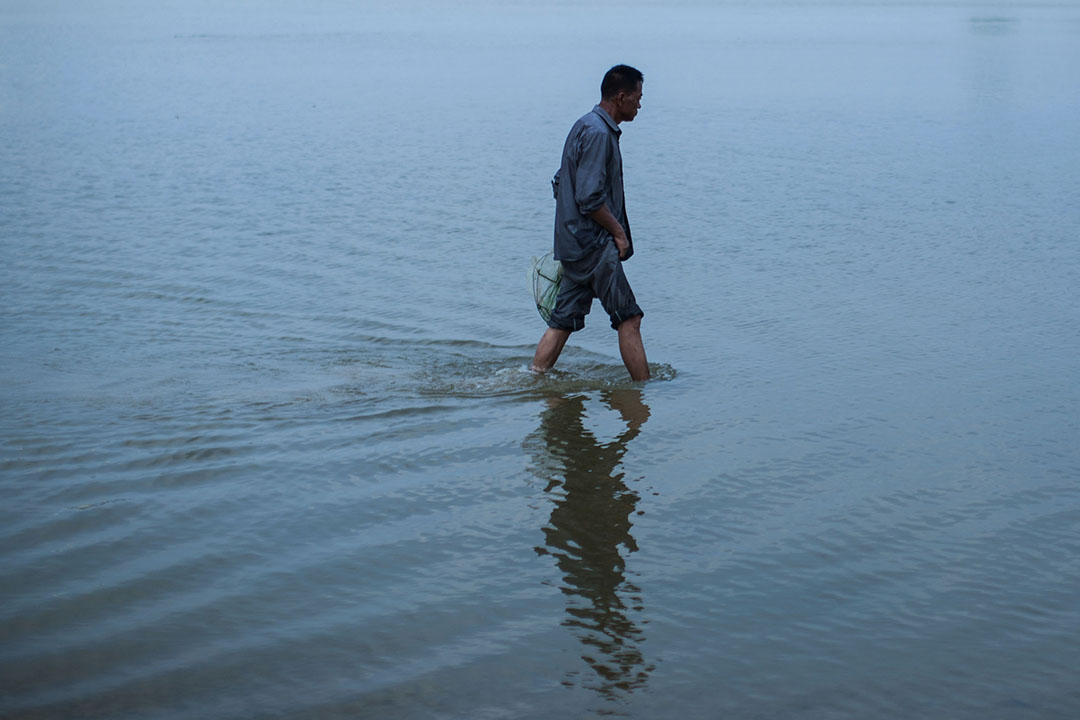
<box><xmin>573</xmin><ymin>128</ymin><xmax>610</xmax><ymax>215</ymax></box>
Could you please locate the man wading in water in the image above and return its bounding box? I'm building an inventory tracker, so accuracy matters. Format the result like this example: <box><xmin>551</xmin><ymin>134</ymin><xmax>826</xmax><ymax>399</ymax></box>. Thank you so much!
<box><xmin>531</xmin><ymin>65</ymin><xmax>650</xmax><ymax>382</ymax></box>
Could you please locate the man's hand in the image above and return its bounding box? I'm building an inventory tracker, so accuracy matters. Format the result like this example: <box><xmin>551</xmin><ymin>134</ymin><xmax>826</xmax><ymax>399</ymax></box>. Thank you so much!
<box><xmin>612</xmin><ymin>232</ymin><xmax>629</xmax><ymax>260</ymax></box>
<box><xmin>589</xmin><ymin>205</ymin><xmax>629</xmax><ymax>260</ymax></box>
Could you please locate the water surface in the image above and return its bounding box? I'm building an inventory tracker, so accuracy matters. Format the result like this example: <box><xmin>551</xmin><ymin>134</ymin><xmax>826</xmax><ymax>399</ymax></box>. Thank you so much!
<box><xmin>2</xmin><ymin>1</ymin><xmax>1079</xmax><ymax>718</ymax></box>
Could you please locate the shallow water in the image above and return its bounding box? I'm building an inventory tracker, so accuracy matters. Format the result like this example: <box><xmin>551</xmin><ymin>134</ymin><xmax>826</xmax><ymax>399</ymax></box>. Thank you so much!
<box><xmin>2</xmin><ymin>1</ymin><xmax>1079</xmax><ymax>718</ymax></box>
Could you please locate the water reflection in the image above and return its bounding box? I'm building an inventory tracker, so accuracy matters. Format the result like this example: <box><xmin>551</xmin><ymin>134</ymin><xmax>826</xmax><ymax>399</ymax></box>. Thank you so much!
<box><xmin>527</xmin><ymin>389</ymin><xmax>654</xmax><ymax>702</ymax></box>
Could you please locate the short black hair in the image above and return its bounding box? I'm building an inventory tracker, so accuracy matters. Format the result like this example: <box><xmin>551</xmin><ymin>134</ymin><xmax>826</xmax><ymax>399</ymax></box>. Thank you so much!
<box><xmin>600</xmin><ymin>64</ymin><xmax>644</xmax><ymax>99</ymax></box>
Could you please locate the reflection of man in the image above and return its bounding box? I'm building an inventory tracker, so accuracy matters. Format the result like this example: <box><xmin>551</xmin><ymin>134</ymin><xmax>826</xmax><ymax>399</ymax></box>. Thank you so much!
<box><xmin>526</xmin><ymin>389</ymin><xmax>653</xmax><ymax>700</ymax></box>
<box><xmin>531</xmin><ymin>65</ymin><xmax>650</xmax><ymax>381</ymax></box>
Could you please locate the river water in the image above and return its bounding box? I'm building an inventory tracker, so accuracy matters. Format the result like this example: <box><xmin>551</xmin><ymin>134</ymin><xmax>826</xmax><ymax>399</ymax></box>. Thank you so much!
<box><xmin>2</xmin><ymin>1</ymin><xmax>1079</xmax><ymax>718</ymax></box>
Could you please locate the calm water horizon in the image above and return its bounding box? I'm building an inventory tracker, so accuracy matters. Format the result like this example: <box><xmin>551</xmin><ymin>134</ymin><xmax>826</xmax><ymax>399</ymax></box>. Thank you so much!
<box><xmin>2</xmin><ymin>1</ymin><xmax>1079</xmax><ymax>718</ymax></box>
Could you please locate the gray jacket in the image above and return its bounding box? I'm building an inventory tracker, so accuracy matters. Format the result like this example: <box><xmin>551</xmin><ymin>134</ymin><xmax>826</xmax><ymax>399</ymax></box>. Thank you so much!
<box><xmin>551</xmin><ymin>105</ymin><xmax>633</xmax><ymax>262</ymax></box>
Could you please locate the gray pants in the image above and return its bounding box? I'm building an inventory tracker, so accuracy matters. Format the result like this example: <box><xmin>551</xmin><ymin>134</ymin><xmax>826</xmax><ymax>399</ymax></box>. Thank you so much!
<box><xmin>547</xmin><ymin>241</ymin><xmax>644</xmax><ymax>332</ymax></box>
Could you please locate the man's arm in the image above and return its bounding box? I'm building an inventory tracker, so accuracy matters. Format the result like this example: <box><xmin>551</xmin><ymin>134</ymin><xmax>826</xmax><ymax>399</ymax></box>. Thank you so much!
<box><xmin>590</xmin><ymin>205</ymin><xmax>629</xmax><ymax>259</ymax></box>
<box><xmin>573</xmin><ymin>129</ymin><xmax>627</xmax><ymax>258</ymax></box>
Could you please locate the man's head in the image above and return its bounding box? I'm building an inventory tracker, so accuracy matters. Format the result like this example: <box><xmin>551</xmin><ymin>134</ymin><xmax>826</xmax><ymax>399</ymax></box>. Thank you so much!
<box><xmin>600</xmin><ymin>64</ymin><xmax>643</xmax><ymax>124</ymax></box>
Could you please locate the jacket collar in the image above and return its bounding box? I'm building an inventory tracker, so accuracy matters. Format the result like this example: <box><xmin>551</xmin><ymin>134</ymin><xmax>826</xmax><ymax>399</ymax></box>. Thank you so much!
<box><xmin>591</xmin><ymin>105</ymin><xmax>621</xmax><ymax>137</ymax></box>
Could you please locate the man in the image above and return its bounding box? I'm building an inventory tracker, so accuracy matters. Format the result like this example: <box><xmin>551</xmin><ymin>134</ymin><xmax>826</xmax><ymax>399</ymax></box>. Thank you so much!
<box><xmin>531</xmin><ymin>64</ymin><xmax>650</xmax><ymax>381</ymax></box>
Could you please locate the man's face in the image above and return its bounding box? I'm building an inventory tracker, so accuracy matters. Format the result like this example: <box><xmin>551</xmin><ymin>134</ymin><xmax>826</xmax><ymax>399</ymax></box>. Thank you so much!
<box><xmin>615</xmin><ymin>82</ymin><xmax>643</xmax><ymax>123</ymax></box>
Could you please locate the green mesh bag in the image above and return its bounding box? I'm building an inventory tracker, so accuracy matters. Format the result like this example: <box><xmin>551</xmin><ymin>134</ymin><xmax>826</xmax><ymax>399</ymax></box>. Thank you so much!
<box><xmin>528</xmin><ymin>252</ymin><xmax>563</xmax><ymax>322</ymax></box>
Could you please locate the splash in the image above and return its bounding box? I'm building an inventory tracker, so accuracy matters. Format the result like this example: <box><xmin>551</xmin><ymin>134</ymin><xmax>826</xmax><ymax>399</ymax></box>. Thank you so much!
<box><xmin>415</xmin><ymin>343</ymin><xmax>676</xmax><ymax>399</ymax></box>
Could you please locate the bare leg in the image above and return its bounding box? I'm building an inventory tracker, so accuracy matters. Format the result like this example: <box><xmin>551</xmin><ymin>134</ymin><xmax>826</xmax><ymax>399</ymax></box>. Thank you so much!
<box><xmin>617</xmin><ymin>315</ymin><xmax>650</xmax><ymax>381</ymax></box>
<box><xmin>532</xmin><ymin>327</ymin><xmax>571</xmax><ymax>372</ymax></box>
